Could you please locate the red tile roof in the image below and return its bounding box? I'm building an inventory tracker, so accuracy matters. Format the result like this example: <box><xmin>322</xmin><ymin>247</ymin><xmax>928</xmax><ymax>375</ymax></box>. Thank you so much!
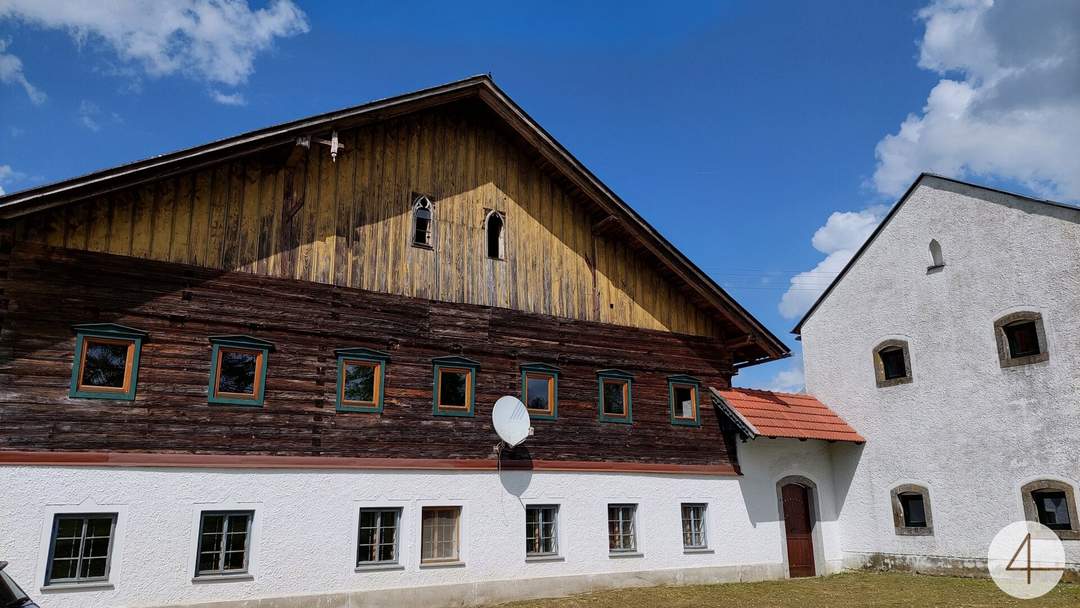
<box><xmin>711</xmin><ymin>387</ymin><xmax>865</xmax><ymax>444</ymax></box>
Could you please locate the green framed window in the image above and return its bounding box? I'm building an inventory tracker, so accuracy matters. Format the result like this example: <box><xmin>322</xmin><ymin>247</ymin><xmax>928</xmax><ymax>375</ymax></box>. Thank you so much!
<box><xmin>208</xmin><ymin>336</ymin><xmax>274</xmax><ymax>406</ymax></box>
<box><xmin>335</xmin><ymin>347</ymin><xmax>390</xmax><ymax>413</ymax></box>
<box><xmin>597</xmin><ymin>369</ymin><xmax>633</xmax><ymax>424</ymax></box>
<box><xmin>668</xmin><ymin>374</ymin><xmax>702</xmax><ymax>427</ymax></box>
<box><xmin>520</xmin><ymin>363</ymin><xmax>559</xmax><ymax>421</ymax></box>
<box><xmin>69</xmin><ymin>323</ymin><xmax>147</xmax><ymax>401</ymax></box>
<box><xmin>432</xmin><ymin>356</ymin><xmax>480</xmax><ymax>417</ymax></box>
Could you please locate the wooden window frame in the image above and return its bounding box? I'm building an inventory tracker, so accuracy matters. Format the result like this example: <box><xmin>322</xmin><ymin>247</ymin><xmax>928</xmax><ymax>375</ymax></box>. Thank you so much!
<box><xmin>520</xmin><ymin>363</ymin><xmax>559</xmax><ymax>421</ymax></box>
<box><xmin>420</xmin><ymin>506</ymin><xmax>462</xmax><ymax>565</ymax></box>
<box><xmin>208</xmin><ymin>336</ymin><xmax>274</xmax><ymax>407</ymax></box>
<box><xmin>890</xmin><ymin>484</ymin><xmax>933</xmax><ymax>536</ymax></box>
<box><xmin>607</xmin><ymin>503</ymin><xmax>639</xmax><ymax>555</ymax></box>
<box><xmin>335</xmin><ymin>347</ymin><xmax>390</xmax><ymax>414</ymax></box>
<box><xmin>69</xmin><ymin>323</ymin><xmax>147</xmax><ymax>401</ymax></box>
<box><xmin>411</xmin><ymin>194</ymin><xmax>435</xmax><ymax>250</ymax></box>
<box><xmin>668</xmin><ymin>375</ymin><xmax>702</xmax><ymax>427</ymax></box>
<box><xmin>525</xmin><ymin>504</ymin><xmax>559</xmax><ymax>559</ymax></box>
<box><xmin>356</xmin><ymin>507</ymin><xmax>402</xmax><ymax>567</ymax></box>
<box><xmin>432</xmin><ymin>356</ymin><xmax>480</xmax><ymax>417</ymax></box>
<box><xmin>195</xmin><ymin>510</ymin><xmax>254</xmax><ymax>577</ymax></box>
<box><xmin>681</xmin><ymin>503</ymin><xmax>708</xmax><ymax>551</ymax></box>
<box><xmin>484</xmin><ymin>209</ymin><xmax>506</xmax><ymax>260</ymax></box>
<box><xmin>872</xmin><ymin>339</ymin><xmax>913</xmax><ymax>388</ymax></box>
<box><xmin>994</xmin><ymin>312</ymin><xmax>1049</xmax><ymax>368</ymax></box>
<box><xmin>1021</xmin><ymin>480</ymin><xmax>1079</xmax><ymax>541</ymax></box>
<box><xmin>597</xmin><ymin>369</ymin><xmax>633</xmax><ymax>424</ymax></box>
<box><xmin>44</xmin><ymin>513</ymin><xmax>118</xmax><ymax>586</ymax></box>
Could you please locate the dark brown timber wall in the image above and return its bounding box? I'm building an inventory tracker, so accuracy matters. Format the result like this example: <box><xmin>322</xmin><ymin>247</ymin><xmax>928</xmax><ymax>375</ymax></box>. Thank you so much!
<box><xmin>0</xmin><ymin>243</ymin><xmax>739</xmax><ymax>468</ymax></box>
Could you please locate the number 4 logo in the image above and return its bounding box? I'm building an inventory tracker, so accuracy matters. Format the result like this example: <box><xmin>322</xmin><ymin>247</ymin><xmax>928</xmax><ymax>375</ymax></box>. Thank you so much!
<box><xmin>1005</xmin><ymin>532</ymin><xmax>1065</xmax><ymax>585</ymax></box>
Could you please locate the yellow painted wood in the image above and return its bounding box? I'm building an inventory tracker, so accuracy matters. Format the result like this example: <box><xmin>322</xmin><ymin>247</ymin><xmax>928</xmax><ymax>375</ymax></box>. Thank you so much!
<box><xmin>14</xmin><ymin>106</ymin><xmax>722</xmax><ymax>337</ymax></box>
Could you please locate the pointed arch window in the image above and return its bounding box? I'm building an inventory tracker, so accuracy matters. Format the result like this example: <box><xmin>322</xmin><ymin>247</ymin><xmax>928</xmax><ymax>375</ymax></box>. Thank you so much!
<box><xmin>928</xmin><ymin>239</ymin><xmax>944</xmax><ymax>270</ymax></box>
<box><xmin>485</xmin><ymin>210</ymin><xmax>505</xmax><ymax>260</ymax></box>
<box><xmin>412</xmin><ymin>195</ymin><xmax>434</xmax><ymax>249</ymax></box>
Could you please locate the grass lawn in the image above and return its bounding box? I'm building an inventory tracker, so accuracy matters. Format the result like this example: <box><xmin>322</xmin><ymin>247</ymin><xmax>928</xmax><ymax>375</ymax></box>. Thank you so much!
<box><xmin>493</xmin><ymin>572</ymin><xmax>1080</xmax><ymax>607</ymax></box>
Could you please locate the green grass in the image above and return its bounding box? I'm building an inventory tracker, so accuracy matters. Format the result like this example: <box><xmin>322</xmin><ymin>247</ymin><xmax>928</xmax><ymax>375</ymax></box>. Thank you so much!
<box><xmin>493</xmin><ymin>572</ymin><xmax>1080</xmax><ymax>607</ymax></box>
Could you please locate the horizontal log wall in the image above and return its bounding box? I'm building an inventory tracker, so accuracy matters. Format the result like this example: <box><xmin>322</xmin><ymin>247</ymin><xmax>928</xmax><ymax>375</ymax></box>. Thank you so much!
<box><xmin>15</xmin><ymin>103</ymin><xmax>721</xmax><ymax>338</ymax></box>
<box><xmin>0</xmin><ymin>243</ymin><xmax>739</xmax><ymax>467</ymax></box>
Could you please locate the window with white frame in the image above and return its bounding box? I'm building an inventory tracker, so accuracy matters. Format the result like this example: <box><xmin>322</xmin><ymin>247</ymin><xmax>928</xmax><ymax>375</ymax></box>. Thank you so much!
<box><xmin>357</xmin><ymin>508</ymin><xmax>401</xmax><ymax>566</ymax></box>
<box><xmin>196</xmin><ymin>511</ymin><xmax>253</xmax><ymax>577</ymax></box>
<box><xmin>421</xmin><ymin>506</ymin><xmax>461</xmax><ymax>564</ymax></box>
<box><xmin>525</xmin><ymin>505</ymin><xmax>558</xmax><ymax>557</ymax></box>
<box><xmin>681</xmin><ymin>503</ymin><xmax>708</xmax><ymax>550</ymax></box>
<box><xmin>45</xmin><ymin>514</ymin><xmax>117</xmax><ymax>585</ymax></box>
<box><xmin>607</xmin><ymin>504</ymin><xmax>638</xmax><ymax>553</ymax></box>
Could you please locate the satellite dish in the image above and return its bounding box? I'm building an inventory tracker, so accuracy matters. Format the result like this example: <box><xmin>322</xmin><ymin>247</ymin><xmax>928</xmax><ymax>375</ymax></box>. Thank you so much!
<box><xmin>492</xmin><ymin>396</ymin><xmax>532</xmax><ymax>448</ymax></box>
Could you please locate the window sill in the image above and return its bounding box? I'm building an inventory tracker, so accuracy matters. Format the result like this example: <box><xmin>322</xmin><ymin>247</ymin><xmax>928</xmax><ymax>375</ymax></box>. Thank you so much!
<box><xmin>895</xmin><ymin>527</ymin><xmax>934</xmax><ymax>537</ymax></box>
<box><xmin>683</xmin><ymin>548</ymin><xmax>714</xmax><ymax>555</ymax></box>
<box><xmin>191</xmin><ymin>573</ymin><xmax>254</xmax><ymax>584</ymax></box>
<box><xmin>525</xmin><ymin>554</ymin><xmax>565</xmax><ymax>563</ymax></box>
<box><xmin>354</xmin><ymin>563</ymin><xmax>405</xmax><ymax>573</ymax></box>
<box><xmin>41</xmin><ymin>582</ymin><xmax>115</xmax><ymax>593</ymax></box>
<box><xmin>608</xmin><ymin>551</ymin><xmax>644</xmax><ymax>559</ymax></box>
<box><xmin>419</xmin><ymin>560</ymin><xmax>466</xmax><ymax>569</ymax></box>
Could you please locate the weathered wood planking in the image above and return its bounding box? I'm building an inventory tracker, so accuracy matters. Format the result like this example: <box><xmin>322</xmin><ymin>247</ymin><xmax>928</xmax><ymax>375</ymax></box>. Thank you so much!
<box><xmin>16</xmin><ymin>105</ymin><xmax>720</xmax><ymax>337</ymax></box>
<box><xmin>0</xmin><ymin>243</ymin><xmax>738</xmax><ymax>466</ymax></box>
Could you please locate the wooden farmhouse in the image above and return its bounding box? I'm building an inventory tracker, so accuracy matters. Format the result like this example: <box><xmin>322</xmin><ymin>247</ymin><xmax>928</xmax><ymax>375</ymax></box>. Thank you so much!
<box><xmin>0</xmin><ymin>76</ymin><xmax>863</xmax><ymax>608</ymax></box>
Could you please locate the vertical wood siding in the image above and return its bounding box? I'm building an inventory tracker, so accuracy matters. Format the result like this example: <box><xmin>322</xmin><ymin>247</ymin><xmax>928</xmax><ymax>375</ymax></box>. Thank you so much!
<box><xmin>16</xmin><ymin>105</ymin><xmax>719</xmax><ymax>337</ymax></box>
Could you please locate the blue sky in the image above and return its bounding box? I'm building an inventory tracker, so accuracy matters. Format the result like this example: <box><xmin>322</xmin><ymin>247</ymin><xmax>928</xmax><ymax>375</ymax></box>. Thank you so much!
<box><xmin>2</xmin><ymin>1</ymin><xmax>1078</xmax><ymax>390</ymax></box>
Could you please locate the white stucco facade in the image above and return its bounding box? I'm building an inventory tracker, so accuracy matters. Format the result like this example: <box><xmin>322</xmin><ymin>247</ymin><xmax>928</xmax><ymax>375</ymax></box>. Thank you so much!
<box><xmin>0</xmin><ymin>439</ymin><xmax>842</xmax><ymax>608</ymax></box>
<box><xmin>800</xmin><ymin>176</ymin><xmax>1080</xmax><ymax>571</ymax></box>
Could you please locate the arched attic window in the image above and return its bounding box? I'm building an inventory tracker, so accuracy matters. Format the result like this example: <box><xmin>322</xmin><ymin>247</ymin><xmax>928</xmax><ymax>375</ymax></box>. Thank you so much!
<box><xmin>412</xmin><ymin>195</ymin><xmax>433</xmax><ymax>249</ymax></box>
<box><xmin>928</xmin><ymin>239</ymin><xmax>944</xmax><ymax>270</ymax></box>
<box><xmin>872</xmin><ymin>339</ymin><xmax>912</xmax><ymax>388</ymax></box>
<box><xmin>485</xmin><ymin>210</ymin><xmax>505</xmax><ymax>260</ymax></box>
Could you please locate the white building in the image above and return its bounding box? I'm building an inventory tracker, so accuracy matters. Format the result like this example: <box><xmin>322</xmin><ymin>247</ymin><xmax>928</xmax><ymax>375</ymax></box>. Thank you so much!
<box><xmin>797</xmin><ymin>173</ymin><xmax>1080</xmax><ymax>574</ymax></box>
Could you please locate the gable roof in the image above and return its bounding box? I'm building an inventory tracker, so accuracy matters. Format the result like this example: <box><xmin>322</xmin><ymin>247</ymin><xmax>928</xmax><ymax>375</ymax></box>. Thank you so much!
<box><xmin>709</xmin><ymin>386</ymin><xmax>864</xmax><ymax>444</ymax></box>
<box><xmin>0</xmin><ymin>75</ymin><xmax>789</xmax><ymax>367</ymax></box>
<box><xmin>792</xmin><ymin>173</ymin><xmax>1080</xmax><ymax>335</ymax></box>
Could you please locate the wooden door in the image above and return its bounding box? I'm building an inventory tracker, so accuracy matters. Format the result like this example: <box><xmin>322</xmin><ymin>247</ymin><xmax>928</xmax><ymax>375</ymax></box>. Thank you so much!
<box><xmin>781</xmin><ymin>483</ymin><xmax>816</xmax><ymax>577</ymax></box>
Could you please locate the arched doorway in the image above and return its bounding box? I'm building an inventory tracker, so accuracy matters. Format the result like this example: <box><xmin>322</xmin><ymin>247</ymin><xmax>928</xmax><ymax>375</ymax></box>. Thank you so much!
<box><xmin>778</xmin><ymin>476</ymin><xmax>817</xmax><ymax>577</ymax></box>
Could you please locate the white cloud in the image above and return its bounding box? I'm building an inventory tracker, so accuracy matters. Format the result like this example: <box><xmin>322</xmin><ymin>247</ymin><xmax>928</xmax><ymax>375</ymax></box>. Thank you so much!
<box><xmin>873</xmin><ymin>0</ymin><xmax>1080</xmax><ymax>201</ymax></box>
<box><xmin>210</xmin><ymin>89</ymin><xmax>246</xmax><ymax>106</ymax></box>
<box><xmin>765</xmin><ymin>353</ymin><xmax>805</xmax><ymax>394</ymax></box>
<box><xmin>778</xmin><ymin>208</ymin><xmax>886</xmax><ymax>319</ymax></box>
<box><xmin>0</xmin><ymin>163</ymin><xmax>21</xmax><ymax>195</ymax></box>
<box><xmin>0</xmin><ymin>0</ymin><xmax>309</xmax><ymax>88</ymax></box>
<box><xmin>78</xmin><ymin>99</ymin><xmax>101</xmax><ymax>131</ymax></box>
<box><xmin>0</xmin><ymin>38</ymin><xmax>46</xmax><ymax>104</ymax></box>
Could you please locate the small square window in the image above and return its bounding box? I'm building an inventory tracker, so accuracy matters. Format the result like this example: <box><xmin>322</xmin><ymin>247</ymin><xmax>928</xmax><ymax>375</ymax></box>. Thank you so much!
<box><xmin>681</xmin><ymin>503</ymin><xmax>707</xmax><ymax>550</ymax></box>
<box><xmin>70</xmin><ymin>324</ymin><xmax>146</xmax><ymax>401</ymax></box>
<box><xmin>335</xmin><ymin>348</ymin><xmax>390</xmax><ymax>413</ymax></box>
<box><xmin>357</xmin><ymin>508</ymin><xmax>401</xmax><ymax>566</ymax></box>
<box><xmin>608</xmin><ymin>504</ymin><xmax>638</xmax><ymax>554</ymax></box>
<box><xmin>1004</xmin><ymin>322</ymin><xmax>1040</xmax><ymax>358</ymax></box>
<box><xmin>669</xmin><ymin>375</ymin><xmax>701</xmax><ymax>426</ymax></box>
<box><xmin>598</xmin><ymin>370</ymin><xmax>633</xmax><ymax>424</ymax></box>
<box><xmin>899</xmin><ymin>494</ymin><xmax>927</xmax><ymax>528</ymax></box>
<box><xmin>1033</xmin><ymin>491</ymin><xmax>1072</xmax><ymax>531</ymax></box>
<box><xmin>521</xmin><ymin>364</ymin><xmax>559</xmax><ymax>420</ymax></box>
<box><xmin>880</xmin><ymin>348</ymin><xmax>907</xmax><ymax>380</ymax></box>
<box><xmin>209</xmin><ymin>336</ymin><xmax>273</xmax><ymax>406</ymax></box>
<box><xmin>433</xmin><ymin>357</ymin><xmax>479</xmax><ymax>417</ymax></box>
<box><xmin>995</xmin><ymin>312</ymin><xmax>1049</xmax><ymax>368</ymax></box>
<box><xmin>46</xmin><ymin>514</ymin><xmax>117</xmax><ymax>586</ymax></box>
<box><xmin>196</xmin><ymin>511</ymin><xmax>253</xmax><ymax>577</ymax></box>
<box><xmin>421</xmin><ymin>507</ymin><xmax>461</xmax><ymax>564</ymax></box>
<box><xmin>525</xmin><ymin>505</ymin><xmax>559</xmax><ymax>557</ymax></box>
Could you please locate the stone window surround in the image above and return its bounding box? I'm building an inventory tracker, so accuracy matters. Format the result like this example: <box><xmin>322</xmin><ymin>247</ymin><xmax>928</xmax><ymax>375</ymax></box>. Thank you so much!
<box><xmin>994</xmin><ymin>311</ymin><xmax>1049</xmax><ymax>368</ymax></box>
<box><xmin>872</xmin><ymin>339</ymin><xmax>913</xmax><ymax>388</ymax></box>
<box><xmin>1021</xmin><ymin>479</ymin><xmax>1080</xmax><ymax>541</ymax></box>
<box><xmin>890</xmin><ymin>484</ymin><xmax>933</xmax><ymax>536</ymax></box>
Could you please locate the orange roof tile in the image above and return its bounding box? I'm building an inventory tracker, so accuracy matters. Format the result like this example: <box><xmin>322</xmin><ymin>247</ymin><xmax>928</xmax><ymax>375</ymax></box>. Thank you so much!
<box><xmin>710</xmin><ymin>387</ymin><xmax>865</xmax><ymax>444</ymax></box>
